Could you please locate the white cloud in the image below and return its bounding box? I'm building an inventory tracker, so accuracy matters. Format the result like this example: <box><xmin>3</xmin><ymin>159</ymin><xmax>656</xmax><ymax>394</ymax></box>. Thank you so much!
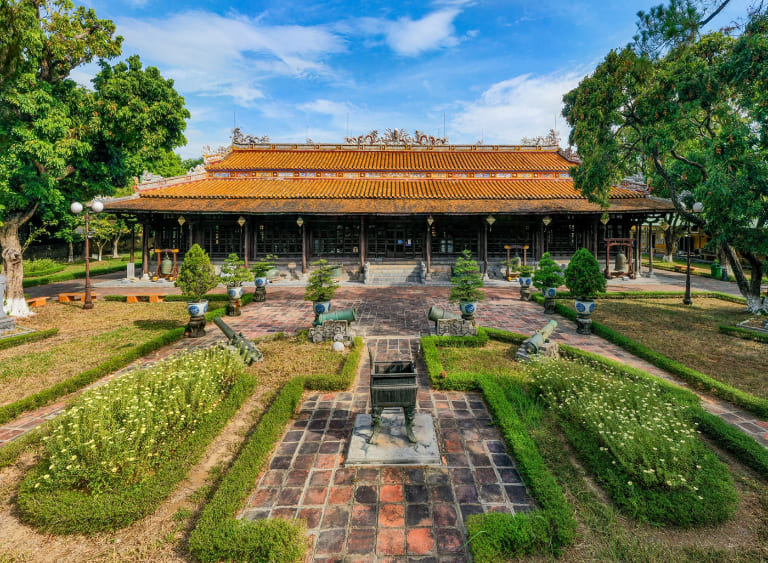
<box><xmin>115</xmin><ymin>11</ymin><xmax>345</xmax><ymax>106</ymax></box>
<box><xmin>344</xmin><ymin>4</ymin><xmax>466</xmax><ymax>57</ymax></box>
<box><xmin>450</xmin><ymin>70</ymin><xmax>585</xmax><ymax>145</ymax></box>
<box><xmin>298</xmin><ymin>99</ymin><xmax>357</xmax><ymax>116</ymax></box>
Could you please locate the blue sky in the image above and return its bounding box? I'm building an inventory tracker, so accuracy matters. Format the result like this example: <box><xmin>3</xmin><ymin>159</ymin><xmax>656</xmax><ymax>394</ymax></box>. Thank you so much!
<box><xmin>76</xmin><ymin>0</ymin><xmax>753</xmax><ymax>159</ymax></box>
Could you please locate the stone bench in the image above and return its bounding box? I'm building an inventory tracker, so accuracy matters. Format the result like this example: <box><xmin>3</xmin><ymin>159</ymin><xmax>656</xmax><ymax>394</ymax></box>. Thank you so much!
<box><xmin>126</xmin><ymin>294</ymin><xmax>165</xmax><ymax>303</ymax></box>
<box><xmin>26</xmin><ymin>296</ymin><xmax>49</xmax><ymax>307</ymax></box>
<box><xmin>58</xmin><ymin>292</ymin><xmax>98</xmax><ymax>303</ymax></box>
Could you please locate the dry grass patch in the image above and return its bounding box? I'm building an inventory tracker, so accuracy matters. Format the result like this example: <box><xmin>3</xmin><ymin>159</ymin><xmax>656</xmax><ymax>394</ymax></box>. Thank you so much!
<box><xmin>0</xmin><ymin>302</ymin><xmax>188</xmax><ymax>407</ymax></box>
<box><xmin>593</xmin><ymin>297</ymin><xmax>767</xmax><ymax>399</ymax></box>
<box><xmin>246</xmin><ymin>332</ymin><xmax>348</xmax><ymax>389</ymax></box>
<box><xmin>437</xmin><ymin>339</ymin><xmax>520</xmax><ymax>378</ymax></box>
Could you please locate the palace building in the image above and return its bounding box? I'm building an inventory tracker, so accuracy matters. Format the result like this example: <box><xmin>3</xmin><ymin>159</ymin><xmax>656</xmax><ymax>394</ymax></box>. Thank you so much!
<box><xmin>104</xmin><ymin>138</ymin><xmax>673</xmax><ymax>279</ymax></box>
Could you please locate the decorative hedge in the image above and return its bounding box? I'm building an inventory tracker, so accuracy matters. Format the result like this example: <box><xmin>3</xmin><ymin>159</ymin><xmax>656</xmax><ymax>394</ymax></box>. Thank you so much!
<box><xmin>0</xmin><ymin>328</ymin><xmax>58</xmax><ymax>351</ymax></box>
<box><xmin>17</xmin><ymin>348</ymin><xmax>256</xmax><ymax>534</ymax></box>
<box><xmin>421</xmin><ymin>331</ymin><xmax>575</xmax><ymax>558</ymax></box>
<box><xmin>189</xmin><ymin>336</ymin><xmax>363</xmax><ymax>563</ymax></box>
<box><xmin>22</xmin><ymin>261</ymin><xmax>141</xmax><ymax>288</ymax></box>
<box><xmin>549</xmin><ymin>299</ymin><xmax>768</xmax><ymax>418</ymax></box>
<box><xmin>0</xmin><ymin>296</ymin><xmax>251</xmax><ymax>427</ymax></box>
<box><xmin>719</xmin><ymin>324</ymin><xmax>768</xmax><ymax>344</ymax></box>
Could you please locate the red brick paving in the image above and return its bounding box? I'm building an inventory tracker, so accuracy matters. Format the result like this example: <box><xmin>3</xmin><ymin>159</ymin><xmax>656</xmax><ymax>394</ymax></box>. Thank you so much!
<box><xmin>3</xmin><ymin>276</ymin><xmax>767</xmax><ymax>563</ymax></box>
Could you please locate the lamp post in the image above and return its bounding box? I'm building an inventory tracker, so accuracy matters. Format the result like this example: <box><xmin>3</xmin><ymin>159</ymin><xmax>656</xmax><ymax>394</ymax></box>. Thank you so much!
<box><xmin>71</xmin><ymin>199</ymin><xmax>104</xmax><ymax>310</ymax></box>
<box><xmin>542</xmin><ymin>215</ymin><xmax>552</xmax><ymax>257</ymax></box>
<box><xmin>683</xmin><ymin>202</ymin><xmax>704</xmax><ymax>306</ymax></box>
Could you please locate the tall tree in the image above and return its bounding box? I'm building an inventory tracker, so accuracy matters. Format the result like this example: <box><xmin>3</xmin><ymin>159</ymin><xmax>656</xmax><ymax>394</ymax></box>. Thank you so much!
<box><xmin>0</xmin><ymin>0</ymin><xmax>189</xmax><ymax>316</ymax></box>
<box><xmin>563</xmin><ymin>1</ymin><xmax>768</xmax><ymax>313</ymax></box>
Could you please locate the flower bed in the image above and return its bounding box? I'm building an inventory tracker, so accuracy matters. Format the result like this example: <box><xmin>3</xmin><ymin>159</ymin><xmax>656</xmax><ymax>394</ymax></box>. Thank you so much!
<box><xmin>529</xmin><ymin>360</ymin><xmax>738</xmax><ymax>526</ymax></box>
<box><xmin>17</xmin><ymin>346</ymin><xmax>255</xmax><ymax>533</ymax></box>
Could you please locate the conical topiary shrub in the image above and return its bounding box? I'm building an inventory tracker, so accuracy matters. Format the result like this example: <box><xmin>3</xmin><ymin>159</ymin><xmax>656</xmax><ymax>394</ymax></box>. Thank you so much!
<box><xmin>175</xmin><ymin>244</ymin><xmax>219</xmax><ymax>303</ymax></box>
<box><xmin>564</xmin><ymin>248</ymin><xmax>605</xmax><ymax>299</ymax></box>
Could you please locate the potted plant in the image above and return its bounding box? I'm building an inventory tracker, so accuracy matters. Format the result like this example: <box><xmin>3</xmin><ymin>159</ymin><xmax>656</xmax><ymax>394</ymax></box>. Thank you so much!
<box><xmin>175</xmin><ymin>244</ymin><xmax>219</xmax><ymax>337</ymax></box>
<box><xmin>219</xmin><ymin>253</ymin><xmax>251</xmax><ymax>315</ymax></box>
<box><xmin>503</xmin><ymin>255</ymin><xmax>522</xmax><ymax>280</ymax></box>
<box><xmin>518</xmin><ymin>264</ymin><xmax>534</xmax><ymax>287</ymax></box>
<box><xmin>304</xmin><ymin>259</ymin><xmax>339</xmax><ymax>315</ymax></box>
<box><xmin>533</xmin><ymin>252</ymin><xmax>563</xmax><ymax>312</ymax></box>
<box><xmin>449</xmin><ymin>249</ymin><xmax>485</xmax><ymax>319</ymax></box>
<box><xmin>564</xmin><ymin>248</ymin><xmax>606</xmax><ymax>334</ymax></box>
<box><xmin>251</xmin><ymin>254</ymin><xmax>278</xmax><ymax>288</ymax></box>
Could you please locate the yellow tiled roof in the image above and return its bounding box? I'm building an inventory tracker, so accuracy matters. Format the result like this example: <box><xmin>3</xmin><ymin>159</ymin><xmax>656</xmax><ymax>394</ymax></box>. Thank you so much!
<box><xmin>207</xmin><ymin>147</ymin><xmax>573</xmax><ymax>172</ymax></box>
<box><xmin>138</xmin><ymin>178</ymin><xmax>637</xmax><ymax>200</ymax></box>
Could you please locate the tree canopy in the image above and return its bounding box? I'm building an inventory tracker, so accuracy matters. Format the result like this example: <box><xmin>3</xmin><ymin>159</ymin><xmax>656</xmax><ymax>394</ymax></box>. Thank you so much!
<box><xmin>0</xmin><ymin>0</ymin><xmax>190</xmax><ymax>316</ymax></box>
<box><xmin>563</xmin><ymin>1</ymin><xmax>768</xmax><ymax>312</ymax></box>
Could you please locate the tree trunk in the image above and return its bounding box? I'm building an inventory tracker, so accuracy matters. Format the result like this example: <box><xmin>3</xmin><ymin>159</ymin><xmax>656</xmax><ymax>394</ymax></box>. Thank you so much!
<box><xmin>722</xmin><ymin>242</ymin><xmax>767</xmax><ymax>314</ymax></box>
<box><xmin>68</xmin><ymin>241</ymin><xmax>74</xmax><ymax>262</ymax></box>
<box><xmin>112</xmin><ymin>236</ymin><xmax>120</xmax><ymax>259</ymax></box>
<box><xmin>0</xmin><ymin>215</ymin><xmax>32</xmax><ymax>317</ymax></box>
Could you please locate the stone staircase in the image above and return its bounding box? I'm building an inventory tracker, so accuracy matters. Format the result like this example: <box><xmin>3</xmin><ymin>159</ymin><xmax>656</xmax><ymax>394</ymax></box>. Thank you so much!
<box><xmin>365</xmin><ymin>263</ymin><xmax>424</xmax><ymax>285</ymax></box>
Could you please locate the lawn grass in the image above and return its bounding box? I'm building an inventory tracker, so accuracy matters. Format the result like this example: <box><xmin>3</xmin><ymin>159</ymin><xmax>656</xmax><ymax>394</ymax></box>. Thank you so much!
<box><xmin>437</xmin><ymin>339</ymin><xmax>519</xmax><ymax>378</ymax></box>
<box><xmin>0</xmin><ymin>301</ymin><xmax>189</xmax><ymax>407</ymax></box>
<box><xmin>591</xmin><ymin>297</ymin><xmax>767</xmax><ymax>400</ymax></box>
<box><xmin>22</xmin><ymin>256</ymin><xmax>140</xmax><ymax>288</ymax></box>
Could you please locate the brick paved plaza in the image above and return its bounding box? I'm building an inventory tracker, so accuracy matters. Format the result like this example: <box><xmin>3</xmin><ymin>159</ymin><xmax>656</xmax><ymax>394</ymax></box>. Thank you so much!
<box><xmin>2</xmin><ymin>278</ymin><xmax>767</xmax><ymax>562</ymax></box>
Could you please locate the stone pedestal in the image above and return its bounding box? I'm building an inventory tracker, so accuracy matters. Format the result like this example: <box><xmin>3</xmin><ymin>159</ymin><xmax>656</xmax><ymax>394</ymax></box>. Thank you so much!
<box><xmin>576</xmin><ymin>314</ymin><xmax>593</xmax><ymax>335</ymax></box>
<box><xmin>515</xmin><ymin>341</ymin><xmax>559</xmax><ymax>362</ymax></box>
<box><xmin>544</xmin><ymin>296</ymin><xmax>556</xmax><ymax>314</ymax></box>
<box><xmin>226</xmin><ymin>298</ymin><xmax>242</xmax><ymax>316</ymax></box>
<box><xmin>185</xmin><ymin>315</ymin><xmax>206</xmax><ymax>338</ymax></box>
<box><xmin>126</xmin><ymin>263</ymin><xmax>135</xmax><ymax>279</ymax></box>
<box><xmin>346</xmin><ymin>412</ymin><xmax>441</xmax><ymax>466</ymax></box>
<box><xmin>253</xmin><ymin>287</ymin><xmax>266</xmax><ymax>302</ymax></box>
<box><xmin>309</xmin><ymin>319</ymin><xmax>352</xmax><ymax>345</ymax></box>
<box><xmin>436</xmin><ymin>318</ymin><xmax>477</xmax><ymax>336</ymax></box>
<box><xmin>520</xmin><ymin>285</ymin><xmax>532</xmax><ymax>301</ymax></box>
<box><xmin>0</xmin><ymin>274</ymin><xmax>15</xmax><ymax>335</ymax></box>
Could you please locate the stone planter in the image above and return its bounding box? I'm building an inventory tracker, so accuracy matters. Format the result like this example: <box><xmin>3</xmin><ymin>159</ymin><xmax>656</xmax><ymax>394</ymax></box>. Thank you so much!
<box><xmin>254</xmin><ymin>276</ymin><xmax>269</xmax><ymax>288</ymax></box>
<box><xmin>574</xmin><ymin>298</ymin><xmax>595</xmax><ymax>334</ymax></box>
<box><xmin>186</xmin><ymin>300</ymin><xmax>208</xmax><ymax>338</ymax></box>
<box><xmin>518</xmin><ymin>276</ymin><xmax>532</xmax><ymax>287</ymax></box>
<box><xmin>459</xmin><ymin>300</ymin><xmax>477</xmax><ymax>320</ymax></box>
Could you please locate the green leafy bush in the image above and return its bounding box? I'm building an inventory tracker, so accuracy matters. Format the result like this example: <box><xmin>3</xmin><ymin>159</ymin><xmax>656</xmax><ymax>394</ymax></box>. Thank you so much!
<box><xmin>304</xmin><ymin>259</ymin><xmax>339</xmax><ymax>302</ymax></box>
<box><xmin>251</xmin><ymin>253</ymin><xmax>278</xmax><ymax>278</ymax></box>
<box><xmin>564</xmin><ymin>248</ymin><xmax>605</xmax><ymax>299</ymax></box>
<box><xmin>719</xmin><ymin>324</ymin><xmax>768</xmax><ymax>343</ymax></box>
<box><xmin>219</xmin><ymin>253</ymin><xmax>253</xmax><ymax>287</ymax></box>
<box><xmin>23</xmin><ymin>258</ymin><xmax>64</xmax><ymax>277</ymax></box>
<box><xmin>529</xmin><ymin>360</ymin><xmax>737</xmax><ymax>526</ymax></box>
<box><xmin>449</xmin><ymin>249</ymin><xmax>485</xmax><ymax>303</ymax></box>
<box><xmin>532</xmin><ymin>252</ymin><xmax>563</xmax><ymax>290</ymax></box>
<box><xmin>175</xmin><ymin>244</ymin><xmax>219</xmax><ymax>302</ymax></box>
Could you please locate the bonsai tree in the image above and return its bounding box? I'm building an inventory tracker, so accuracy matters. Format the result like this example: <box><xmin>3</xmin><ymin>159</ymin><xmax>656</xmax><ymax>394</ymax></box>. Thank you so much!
<box><xmin>449</xmin><ymin>249</ymin><xmax>485</xmax><ymax>303</ymax></box>
<box><xmin>175</xmin><ymin>244</ymin><xmax>219</xmax><ymax>302</ymax></box>
<box><xmin>519</xmin><ymin>264</ymin><xmax>534</xmax><ymax>277</ymax></box>
<box><xmin>304</xmin><ymin>259</ymin><xmax>339</xmax><ymax>303</ymax></box>
<box><xmin>251</xmin><ymin>254</ymin><xmax>278</xmax><ymax>278</ymax></box>
<box><xmin>219</xmin><ymin>253</ymin><xmax>252</xmax><ymax>287</ymax></box>
<box><xmin>564</xmin><ymin>248</ymin><xmax>606</xmax><ymax>299</ymax></box>
<box><xmin>533</xmin><ymin>252</ymin><xmax>563</xmax><ymax>291</ymax></box>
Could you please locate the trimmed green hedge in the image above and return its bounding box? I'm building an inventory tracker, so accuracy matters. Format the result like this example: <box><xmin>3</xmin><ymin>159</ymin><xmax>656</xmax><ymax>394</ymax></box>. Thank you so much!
<box><xmin>559</xmin><ymin>343</ymin><xmax>768</xmax><ymax>482</ymax></box>
<box><xmin>0</xmin><ymin>328</ymin><xmax>58</xmax><ymax>351</ymax></box>
<box><xmin>550</xmin><ymin>300</ymin><xmax>768</xmax><ymax>418</ymax></box>
<box><xmin>421</xmin><ymin>331</ymin><xmax>575</xmax><ymax>558</ymax></box>
<box><xmin>17</xmin><ymin>358</ymin><xmax>258</xmax><ymax>534</ymax></box>
<box><xmin>22</xmin><ymin>261</ymin><xmax>141</xmax><ymax>288</ymax></box>
<box><xmin>0</xmin><ymin>297</ymin><xmax>251</xmax><ymax>427</ymax></box>
<box><xmin>189</xmin><ymin>336</ymin><xmax>363</xmax><ymax>562</ymax></box>
<box><xmin>533</xmin><ymin>290</ymin><xmax>746</xmax><ymax>304</ymax></box>
<box><xmin>23</xmin><ymin>265</ymin><xmax>66</xmax><ymax>278</ymax></box>
<box><xmin>466</xmin><ymin>376</ymin><xmax>575</xmax><ymax>558</ymax></box>
<box><xmin>719</xmin><ymin>324</ymin><xmax>768</xmax><ymax>344</ymax></box>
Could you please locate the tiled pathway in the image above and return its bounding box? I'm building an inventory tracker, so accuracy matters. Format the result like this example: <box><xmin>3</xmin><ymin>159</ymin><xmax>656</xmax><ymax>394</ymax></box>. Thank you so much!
<box><xmin>241</xmin><ymin>338</ymin><xmax>535</xmax><ymax>561</ymax></box>
<box><xmin>2</xmin><ymin>285</ymin><xmax>767</xmax><ymax>448</ymax></box>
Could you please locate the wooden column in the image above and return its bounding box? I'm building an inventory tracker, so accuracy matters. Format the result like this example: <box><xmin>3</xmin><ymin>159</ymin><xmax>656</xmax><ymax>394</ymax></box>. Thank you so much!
<box><xmin>635</xmin><ymin>219</ymin><xmax>642</xmax><ymax>277</ymax></box>
<box><xmin>483</xmin><ymin>224</ymin><xmax>488</xmax><ymax>276</ymax></box>
<box><xmin>141</xmin><ymin>221</ymin><xmax>150</xmax><ymax>278</ymax></box>
<box><xmin>359</xmin><ymin>216</ymin><xmax>366</xmax><ymax>270</ymax></box>
<box><xmin>593</xmin><ymin>219</ymin><xmax>599</xmax><ymax>259</ymax></box>
<box><xmin>129</xmin><ymin>222</ymin><xmax>135</xmax><ymax>263</ymax></box>
<box><xmin>426</xmin><ymin>221</ymin><xmax>432</xmax><ymax>274</ymax></box>
<box><xmin>301</xmin><ymin>223</ymin><xmax>308</xmax><ymax>273</ymax></box>
<box><xmin>243</xmin><ymin>221</ymin><xmax>250</xmax><ymax>268</ymax></box>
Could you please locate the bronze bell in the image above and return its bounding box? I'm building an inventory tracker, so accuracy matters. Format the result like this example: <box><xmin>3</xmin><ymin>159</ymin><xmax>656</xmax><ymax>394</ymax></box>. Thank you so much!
<box><xmin>160</xmin><ymin>254</ymin><xmax>173</xmax><ymax>275</ymax></box>
<box><xmin>614</xmin><ymin>250</ymin><xmax>628</xmax><ymax>273</ymax></box>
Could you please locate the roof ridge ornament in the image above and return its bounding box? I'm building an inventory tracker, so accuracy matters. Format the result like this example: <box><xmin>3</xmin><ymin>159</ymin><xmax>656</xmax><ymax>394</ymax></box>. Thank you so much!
<box><xmin>520</xmin><ymin>129</ymin><xmax>561</xmax><ymax>147</ymax></box>
<box><xmin>232</xmin><ymin>127</ymin><xmax>270</xmax><ymax>146</ymax></box>
<box><xmin>344</xmin><ymin>128</ymin><xmax>449</xmax><ymax>147</ymax></box>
